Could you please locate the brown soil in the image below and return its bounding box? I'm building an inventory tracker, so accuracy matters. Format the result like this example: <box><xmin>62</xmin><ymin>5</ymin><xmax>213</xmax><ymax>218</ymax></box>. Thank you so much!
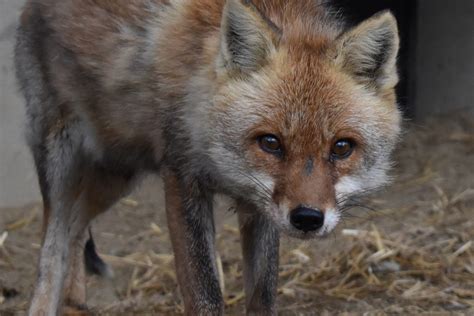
<box><xmin>1</xmin><ymin>114</ymin><xmax>473</xmax><ymax>315</ymax></box>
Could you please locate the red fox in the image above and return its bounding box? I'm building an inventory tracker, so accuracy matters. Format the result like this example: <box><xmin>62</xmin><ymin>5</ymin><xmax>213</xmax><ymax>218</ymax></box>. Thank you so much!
<box><xmin>15</xmin><ymin>0</ymin><xmax>401</xmax><ymax>314</ymax></box>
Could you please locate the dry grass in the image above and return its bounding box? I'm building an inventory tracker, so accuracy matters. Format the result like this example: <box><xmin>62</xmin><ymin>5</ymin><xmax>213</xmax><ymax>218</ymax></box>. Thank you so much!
<box><xmin>88</xmin><ymin>189</ymin><xmax>474</xmax><ymax>315</ymax></box>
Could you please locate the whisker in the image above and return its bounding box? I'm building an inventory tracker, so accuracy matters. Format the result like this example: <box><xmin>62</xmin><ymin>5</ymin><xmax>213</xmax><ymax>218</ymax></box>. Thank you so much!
<box><xmin>234</xmin><ymin>170</ymin><xmax>274</xmax><ymax>203</ymax></box>
<box><xmin>343</xmin><ymin>203</ymin><xmax>378</xmax><ymax>213</ymax></box>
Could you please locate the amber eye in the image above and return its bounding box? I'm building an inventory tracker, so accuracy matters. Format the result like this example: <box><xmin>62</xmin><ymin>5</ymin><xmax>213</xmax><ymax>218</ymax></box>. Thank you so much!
<box><xmin>331</xmin><ymin>139</ymin><xmax>355</xmax><ymax>160</ymax></box>
<box><xmin>258</xmin><ymin>134</ymin><xmax>282</xmax><ymax>155</ymax></box>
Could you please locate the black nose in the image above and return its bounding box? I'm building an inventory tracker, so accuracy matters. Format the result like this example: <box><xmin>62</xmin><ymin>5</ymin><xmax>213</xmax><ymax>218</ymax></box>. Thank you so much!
<box><xmin>290</xmin><ymin>207</ymin><xmax>324</xmax><ymax>232</ymax></box>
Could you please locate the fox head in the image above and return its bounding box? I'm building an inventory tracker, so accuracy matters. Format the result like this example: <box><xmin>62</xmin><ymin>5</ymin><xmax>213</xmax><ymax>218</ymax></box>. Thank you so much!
<box><xmin>206</xmin><ymin>0</ymin><xmax>401</xmax><ymax>238</ymax></box>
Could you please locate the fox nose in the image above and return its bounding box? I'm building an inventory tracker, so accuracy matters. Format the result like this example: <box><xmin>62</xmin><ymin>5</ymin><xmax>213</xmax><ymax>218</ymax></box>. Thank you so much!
<box><xmin>290</xmin><ymin>206</ymin><xmax>324</xmax><ymax>232</ymax></box>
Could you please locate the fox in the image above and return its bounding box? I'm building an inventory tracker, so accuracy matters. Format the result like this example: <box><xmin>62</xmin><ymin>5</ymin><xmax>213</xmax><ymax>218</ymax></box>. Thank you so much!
<box><xmin>14</xmin><ymin>0</ymin><xmax>401</xmax><ymax>315</ymax></box>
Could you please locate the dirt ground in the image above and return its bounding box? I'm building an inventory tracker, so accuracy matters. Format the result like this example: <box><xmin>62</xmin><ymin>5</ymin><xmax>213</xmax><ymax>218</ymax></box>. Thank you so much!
<box><xmin>1</xmin><ymin>114</ymin><xmax>473</xmax><ymax>315</ymax></box>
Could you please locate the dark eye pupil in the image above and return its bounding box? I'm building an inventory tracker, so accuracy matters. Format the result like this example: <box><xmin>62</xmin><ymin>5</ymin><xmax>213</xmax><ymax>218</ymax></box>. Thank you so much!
<box><xmin>335</xmin><ymin>141</ymin><xmax>349</xmax><ymax>152</ymax></box>
<box><xmin>264</xmin><ymin>137</ymin><xmax>279</xmax><ymax>150</ymax></box>
<box><xmin>332</xmin><ymin>140</ymin><xmax>353</xmax><ymax>159</ymax></box>
<box><xmin>259</xmin><ymin>135</ymin><xmax>281</xmax><ymax>153</ymax></box>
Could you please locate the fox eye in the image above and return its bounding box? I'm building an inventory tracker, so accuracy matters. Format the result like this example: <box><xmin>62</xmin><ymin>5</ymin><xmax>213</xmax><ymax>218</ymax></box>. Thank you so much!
<box><xmin>331</xmin><ymin>139</ymin><xmax>355</xmax><ymax>160</ymax></box>
<box><xmin>258</xmin><ymin>134</ymin><xmax>282</xmax><ymax>155</ymax></box>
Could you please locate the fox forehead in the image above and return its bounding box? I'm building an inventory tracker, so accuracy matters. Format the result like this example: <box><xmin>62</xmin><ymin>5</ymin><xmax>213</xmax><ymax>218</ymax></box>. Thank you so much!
<box><xmin>219</xmin><ymin>49</ymin><xmax>369</xmax><ymax>145</ymax></box>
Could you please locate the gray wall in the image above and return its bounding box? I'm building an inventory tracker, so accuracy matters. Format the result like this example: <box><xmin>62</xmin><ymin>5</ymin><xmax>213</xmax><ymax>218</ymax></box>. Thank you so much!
<box><xmin>415</xmin><ymin>0</ymin><xmax>474</xmax><ymax>117</ymax></box>
<box><xmin>0</xmin><ymin>0</ymin><xmax>39</xmax><ymax>208</ymax></box>
<box><xmin>0</xmin><ymin>0</ymin><xmax>473</xmax><ymax>207</ymax></box>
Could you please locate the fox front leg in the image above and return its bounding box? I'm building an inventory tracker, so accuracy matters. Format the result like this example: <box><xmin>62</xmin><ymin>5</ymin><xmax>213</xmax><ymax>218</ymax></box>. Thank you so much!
<box><xmin>164</xmin><ymin>170</ymin><xmax>224</xmax><ymax>315</ymax></box>
<box><xmin>238</xmin><ymin>206</ymin><xmax>280</xmax><ymax>316</ymax></box>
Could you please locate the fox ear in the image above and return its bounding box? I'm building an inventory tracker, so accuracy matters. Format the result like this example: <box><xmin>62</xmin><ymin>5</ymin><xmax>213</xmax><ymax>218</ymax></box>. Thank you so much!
<box><xmin>218</xmin><ymin>0</ymin><xmax>280</xmax><ymax>75</ymax></box>
<box><xmin>335</xmin><ymin>11</ymin><xmax>400</xmax><ymax>90</ymax></box>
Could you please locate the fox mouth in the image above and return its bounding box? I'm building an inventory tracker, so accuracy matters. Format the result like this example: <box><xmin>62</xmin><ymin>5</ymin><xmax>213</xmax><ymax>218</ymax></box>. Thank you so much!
<box><xmin>282</xmin><ymin>225</ymin><xmax>336</xmax><ymax>240</ymax></box>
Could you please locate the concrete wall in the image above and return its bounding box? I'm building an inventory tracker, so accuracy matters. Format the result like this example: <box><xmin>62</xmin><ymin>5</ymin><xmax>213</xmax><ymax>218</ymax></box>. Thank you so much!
<box><xmin>415</xmin><ymin>0</ymin><xmax>474</xmax><ymax>117</ymax></box>
<box><xmin>0</xmin><ymin>0</ymin><xmax>39</xmax><ymax>207</ymax></box>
